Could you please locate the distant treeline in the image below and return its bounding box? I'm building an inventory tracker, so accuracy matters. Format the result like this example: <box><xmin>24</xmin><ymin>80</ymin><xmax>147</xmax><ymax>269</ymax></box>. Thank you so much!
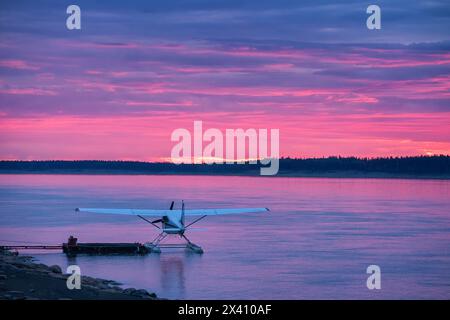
<box><xmin>0</xmin><ymin>156</ymin><xmax>449</xmax><ymax>177</ymax></box>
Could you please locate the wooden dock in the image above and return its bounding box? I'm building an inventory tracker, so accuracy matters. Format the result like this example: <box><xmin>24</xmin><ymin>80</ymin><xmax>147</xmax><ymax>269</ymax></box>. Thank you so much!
<box><xmin>62</xmin><ymin>242</ymin><xmax>149</xmax><ymax>255</ymax></box>
<box><xmin>0</xmin><ymin>245</ymin><xmax>61</xmax><ymax>250</ymax></box>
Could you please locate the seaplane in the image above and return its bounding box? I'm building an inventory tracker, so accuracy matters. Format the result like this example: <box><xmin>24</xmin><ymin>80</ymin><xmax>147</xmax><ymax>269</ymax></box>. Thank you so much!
<box><xmin>75</xmin><ymin>201</ymin><xmax>269</xmax><ymax>254</ymax></box>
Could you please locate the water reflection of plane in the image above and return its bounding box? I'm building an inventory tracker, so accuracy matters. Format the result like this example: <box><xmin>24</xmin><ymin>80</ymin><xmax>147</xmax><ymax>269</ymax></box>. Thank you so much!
<box><xmin>160</xmin><ymin>253</ymin><xmax>201</xmax><ymax>296</ymax></box>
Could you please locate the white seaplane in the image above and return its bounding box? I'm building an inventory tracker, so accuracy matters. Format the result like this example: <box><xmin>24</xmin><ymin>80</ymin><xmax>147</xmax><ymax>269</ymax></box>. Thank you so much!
<box><xmin>75</xmin><ymin>201</ymin><xmax>269</xmax><ymax>253</ymax></box>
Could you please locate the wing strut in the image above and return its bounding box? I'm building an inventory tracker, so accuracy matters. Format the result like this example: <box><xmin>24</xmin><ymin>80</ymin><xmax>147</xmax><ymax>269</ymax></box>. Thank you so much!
<box><xmin>185</xmin><ymin>215</ymin><xmax>207</xmax><ymax>229</ymax></box>
<box><xmin>137</xmin><ymin>215</ymin><xmax>161</xmax><ymax>229</ymax></box>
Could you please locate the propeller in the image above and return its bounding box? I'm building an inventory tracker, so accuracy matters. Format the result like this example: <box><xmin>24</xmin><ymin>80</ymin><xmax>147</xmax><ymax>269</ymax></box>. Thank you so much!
<box><xmin>139</xmin><ymin>201</ymin><xmax>176</xmax><ymax>230</ymax></box>
<box><xmin>152</xmin><ymin>201</ymin><xmax>173</xmax><ymax>224</ymax></box>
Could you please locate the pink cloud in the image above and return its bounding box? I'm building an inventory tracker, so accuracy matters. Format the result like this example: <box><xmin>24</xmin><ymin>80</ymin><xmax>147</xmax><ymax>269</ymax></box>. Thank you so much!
<box><xmin>1</xmin><ymin>39</ymin><xmax>448</xmax><ymax>160</ymax></box>
<box><xmin>1</xmin><ymin>111</ymin><xmax>449</xmax><ymax>160</ymax></box>
<box><xmin>0</xmin><ymin>59</ymin><xmax>39</xmax><ymax>70</ymax></box>
<box><xmin>0</xmin><ymin>87</ymin><xmax>56</xmax><ymax>96</ymax></box>
<box><xmin>125</xmin><ymin>100</ymin><xmax>195</xmax><ymax>107</ymax></box>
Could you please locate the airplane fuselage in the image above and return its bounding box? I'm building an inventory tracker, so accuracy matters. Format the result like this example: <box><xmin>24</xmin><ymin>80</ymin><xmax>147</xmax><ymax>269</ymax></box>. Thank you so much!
<box><xmin>162</xmin><ymin>211</ymin><xmax>185</xmax><ymax>234</ymax></box>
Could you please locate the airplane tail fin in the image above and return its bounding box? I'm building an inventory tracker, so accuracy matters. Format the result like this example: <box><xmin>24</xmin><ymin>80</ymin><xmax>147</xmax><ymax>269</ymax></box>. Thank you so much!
<box><xmin>181</xmin><ymin>200</ymin><xmax>185</xmax><ymax>226</ymax></box>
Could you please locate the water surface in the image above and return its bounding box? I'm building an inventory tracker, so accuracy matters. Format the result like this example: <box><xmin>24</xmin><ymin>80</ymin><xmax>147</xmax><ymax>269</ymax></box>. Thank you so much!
<box><xmin>0</xmin><ymin>174</ymin><xmax>449</xmax><ymax>299</ymax></box>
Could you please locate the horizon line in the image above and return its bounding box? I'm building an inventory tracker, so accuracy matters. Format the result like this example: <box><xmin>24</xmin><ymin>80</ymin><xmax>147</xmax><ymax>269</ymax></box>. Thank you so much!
<box><xmin>1</xmin><ymin>154</ymin><xmax>449</xmax><ymax>163</ymax></box>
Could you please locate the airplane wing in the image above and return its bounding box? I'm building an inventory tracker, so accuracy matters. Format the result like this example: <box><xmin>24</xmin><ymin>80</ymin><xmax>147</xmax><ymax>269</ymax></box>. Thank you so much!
<box><xmin>182</xmin><ymin>208</ymin><xmax>269</xmax><ymax>216</ymax></box>
<box><xmin>76</xmin><ymin>208</ymin><xmax>174</xmax><ymax>216</ymax></box>
<box><xmin>75</xmin><ymin>207</ymin><xmax>269</xmax><ymax>216</ymax></box>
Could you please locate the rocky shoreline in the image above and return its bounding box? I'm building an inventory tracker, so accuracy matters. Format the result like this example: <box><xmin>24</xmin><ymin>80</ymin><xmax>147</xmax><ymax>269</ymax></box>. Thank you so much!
<box><xmin>0</xmin><ymin>248</ymin><xmax>159</xmax><ymax>300</ymax></box>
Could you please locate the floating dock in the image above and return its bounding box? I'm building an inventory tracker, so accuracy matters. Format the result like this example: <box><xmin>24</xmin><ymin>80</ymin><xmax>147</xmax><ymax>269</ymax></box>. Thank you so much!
<box><xmin>62</xmin><ymin>236</ymin><xmax>150</xmax><ymax>255</ymax></box>
<box><xmin>62</xmin><ymin>242</ymin><xmax>149</xmax><ymax>255</ymax></box>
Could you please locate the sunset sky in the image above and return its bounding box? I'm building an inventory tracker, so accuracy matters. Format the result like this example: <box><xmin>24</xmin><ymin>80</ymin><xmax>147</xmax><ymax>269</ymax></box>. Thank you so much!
<box><xmin>0</xmin><ymin>0</ymin><xmax>449</xmax><ymax>161</ymax></box>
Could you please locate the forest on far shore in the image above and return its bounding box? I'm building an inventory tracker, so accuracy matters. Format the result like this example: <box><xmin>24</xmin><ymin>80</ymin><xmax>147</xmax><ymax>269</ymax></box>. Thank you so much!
<box><xmin>0</xmin><ymin>156</ymin><xmax>449</xmax><ymax>177</ymax></box>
